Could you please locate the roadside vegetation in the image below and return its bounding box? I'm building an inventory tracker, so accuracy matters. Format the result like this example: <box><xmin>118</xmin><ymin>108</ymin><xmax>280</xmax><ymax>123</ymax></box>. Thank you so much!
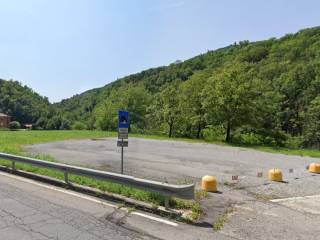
<box><xmin>132</xmin><ymin>133</ymin><xmax>320</xmax><ymax>158</ymax></box>
<box><xmin>212</xmin><ymin>207</ymin><xmax>234</xmax><ymax>232</ymax></box>
<box><xmin>0</xmin><ymin>130</ymin><xmax>202</xmax><ymax>220</ymax></box>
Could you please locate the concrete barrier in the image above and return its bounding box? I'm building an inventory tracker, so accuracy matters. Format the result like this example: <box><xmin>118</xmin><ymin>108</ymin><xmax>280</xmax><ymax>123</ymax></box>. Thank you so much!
<box><xmin>268</xmin><ymin>169</ymin><xmax>283</xmax><ymax>182</ymax></box>
<box><xmin>201</xmin><ymin>175</ymin><xmax>217</xmax><ymax>192</ymax></box>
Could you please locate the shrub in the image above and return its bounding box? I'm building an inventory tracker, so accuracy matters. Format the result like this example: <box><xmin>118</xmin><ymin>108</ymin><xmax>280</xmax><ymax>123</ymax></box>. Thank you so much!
<box><xmin>284</xmin><ymin>136</ymin><xmax>304</xmax><ymax>149</ymax></box>
<box><xmin>9</xmin><ymin>121</ymin><xmax>21</xmax><ymax>130</ymax></box>
<box><xmin>72</xmin><ymin>122</ymin><xmax>87</xmax><ymax>130</ymax></box>
<box><xmin>130</xmin><ymin>124</ymin><xmax>145</xmax><ymax>134</ymax></box>
<box><xmin>262</xmin><ymin>130</ymin><xmax>287</xmax><ymax>146</ymax></box>
<box><xmin>233</xmin><ymin>133</ymin><xmax>263</xmax><ymax>145</ymax></box>
<box><xmin>202</xmin><ymin>125</ymin><xmax>225</xmax><ymax>141</ymax></box>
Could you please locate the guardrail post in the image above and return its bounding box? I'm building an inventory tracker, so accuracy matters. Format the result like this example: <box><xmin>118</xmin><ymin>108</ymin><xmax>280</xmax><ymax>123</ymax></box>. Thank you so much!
<box><xmin>64</xmin><ymin>171</ymin><xmax>69</xmax><ymax>184</ymax></box>
<box><xmin>0</xmin><ymin>152</ymin><xmax>195</xmax><ymax>201</ymax></box>
<box><xmin>12</xmin><ymin>161</ymin><xmax>16</xmax><ymax>172</ymax></box>
<box><xmin>164</xmin><ymin>197</ymin><xmax>170</xmax><ymax>209</ymax></box>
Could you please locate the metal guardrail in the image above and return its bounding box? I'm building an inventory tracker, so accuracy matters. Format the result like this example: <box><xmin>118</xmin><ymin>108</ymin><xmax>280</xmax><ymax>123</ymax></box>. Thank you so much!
<box><xmin>0</xmin><ymin>152</ymin><xmax>195</xmax><ymax>202</ymax></box>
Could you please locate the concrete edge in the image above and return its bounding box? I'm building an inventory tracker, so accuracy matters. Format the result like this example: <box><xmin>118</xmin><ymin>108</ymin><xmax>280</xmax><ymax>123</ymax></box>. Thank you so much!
<box><xmin>0</xmin><ymin>165</ymin><xmax>184</xmax><ymax>219</ymax></box>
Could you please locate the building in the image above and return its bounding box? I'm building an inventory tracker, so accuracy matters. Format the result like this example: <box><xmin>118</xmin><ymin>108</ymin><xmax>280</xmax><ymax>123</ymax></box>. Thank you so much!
<box><xmin>0</xmin><ymin>113</ymin><xmax>10</xmax><ymax>128</ymax></box>
<box><xmin>23</xmin><ymin>124</ymin><xmax>33</xmax><ymax>130</ymax></box>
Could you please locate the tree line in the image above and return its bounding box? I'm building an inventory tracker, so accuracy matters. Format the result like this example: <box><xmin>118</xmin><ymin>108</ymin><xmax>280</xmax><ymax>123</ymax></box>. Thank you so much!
<box><xmin>1</xmin><ymin>26</ymin><xmax>320</xmax><ymax>149</ymax></box>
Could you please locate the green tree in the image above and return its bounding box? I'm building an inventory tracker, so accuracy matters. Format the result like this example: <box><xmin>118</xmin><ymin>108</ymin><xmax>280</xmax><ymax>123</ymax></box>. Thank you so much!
<box><xmin>150</xmin><ymin>84</ymin><xmax>180</xmax><ymax>137</ymax></box>
<box><xmin>121</xmin><ymin>85</ymin><xmax>150</xmax><ymax>131</ymax></box>
<box><xmin>204</xmin><ymin>63</ymin><xmax>260</xmax><ymax>142</ymax></box>
<box><xmin>95</xmin><ymin>85</ymin><xmax>150</xmax><ymax>132</ymax></box>
<box><xmin>179</xmin><ymin>71</ymin><xmax>210</xmax><ymax>138</ymax></box>
<box><xmin>304</xmin><ymin>96</ymin><xmax>320</xmax><ymax>148</ymax></box>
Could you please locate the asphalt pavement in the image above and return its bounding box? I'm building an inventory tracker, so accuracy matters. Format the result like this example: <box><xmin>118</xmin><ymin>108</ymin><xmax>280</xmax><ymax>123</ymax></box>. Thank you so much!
<box><xmin>22</xmin><ymin>137</ymin><xmax>320</xmax><ymax>239</ymax></box>
<box><xmin>0</xmin><ymin>171</ymin><xmax>230</xmax><ymax>240</ymax></box>
<box><xmin>24</xmin><ymin>137</ymin><xmax>320</xmax><ymax>198</ymax></box>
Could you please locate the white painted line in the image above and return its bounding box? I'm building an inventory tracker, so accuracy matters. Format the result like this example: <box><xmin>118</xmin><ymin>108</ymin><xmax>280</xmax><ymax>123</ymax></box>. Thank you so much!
<box><xmin>271</xmin><ymin>194</ymin><xmax>320</xmax><ymax>203</ymax></box>
<box><xmin>0</xmin><ymin>171</ymin><xmax>118</xmax><ymax>208</ymax></box>
<box><xmin>132</xmin><ymin>212</ymin><xmax>178</xmax><ymax>227</ymax></box>
<box><xmin>0</xmin><ymin>171</ymin><xmax>179</xmax><ymax>227</ymax></box>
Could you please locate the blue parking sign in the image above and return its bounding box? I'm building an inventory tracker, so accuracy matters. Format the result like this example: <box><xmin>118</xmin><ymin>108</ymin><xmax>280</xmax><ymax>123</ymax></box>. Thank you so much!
<box><xmin>118</xmin><ymin>111</ymin><xmax>129</xmax><ymax>129</ymax></box>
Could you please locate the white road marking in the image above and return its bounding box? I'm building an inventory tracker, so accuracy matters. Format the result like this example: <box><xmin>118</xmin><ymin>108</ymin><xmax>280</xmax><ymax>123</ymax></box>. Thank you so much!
<box><xmin>132</xmin><ymin>212</ymin><xmax>178</xmax><ymax>227</ymax></box>
<box><xmin>0</xmin><ymin>171</ymin><xmax>178</xmax><ymax>227</ymax></box>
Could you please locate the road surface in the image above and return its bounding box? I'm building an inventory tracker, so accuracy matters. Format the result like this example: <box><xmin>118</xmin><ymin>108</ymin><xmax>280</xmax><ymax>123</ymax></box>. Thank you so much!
<box><xmin>0</xmin><ymin>170</ymin><xmax>234</xmax><ymax>240</ymax></box>
<box><xmin>24</xmin><ymin>137</ymin><xmax>320</xmax><ymax>198</ymax></box>
<box><xmin>22</xmin><ymin>137</ymin><xmax>320</xmax><ymax>239</ymax></box>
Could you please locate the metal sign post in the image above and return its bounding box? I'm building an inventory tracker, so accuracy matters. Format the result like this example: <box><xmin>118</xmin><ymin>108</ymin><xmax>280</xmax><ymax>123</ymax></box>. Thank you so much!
<box><xmin>117</xmin><ymin>111</ymin><xmax>129</xmax><ymax>174</ymax></box>
<box><xmin>121</xmin><ymin>138</ymin><xmax>124</xmax><ymax>174</ymax></box>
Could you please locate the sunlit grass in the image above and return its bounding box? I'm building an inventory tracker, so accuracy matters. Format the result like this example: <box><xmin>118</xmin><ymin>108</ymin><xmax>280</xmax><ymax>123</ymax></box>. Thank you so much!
<box><xmin>0</xmin><ymin>130</ymin><xmax>116</xmax><ymax>154</ymax></box>
<box><xmin>132</xmin><ymin>132</ymin><xmax>320</xmax><ymax>158</ymax></box>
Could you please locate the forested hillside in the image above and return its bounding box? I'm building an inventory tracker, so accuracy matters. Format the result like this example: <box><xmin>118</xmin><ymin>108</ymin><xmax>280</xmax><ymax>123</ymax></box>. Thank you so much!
<box><xmin>54</xmin><ymin>27</ymin><xmax>320</xmax><ymax>148</ymax></box>
<box><xmin>0</xmin><ymin>80</ymin><xmax>51</xmax><ymax>125</ymax></box>
<box><xmin>2</xmin><ymin>26</ymin><xmax>320</xmax><ymax>148</ymax></box>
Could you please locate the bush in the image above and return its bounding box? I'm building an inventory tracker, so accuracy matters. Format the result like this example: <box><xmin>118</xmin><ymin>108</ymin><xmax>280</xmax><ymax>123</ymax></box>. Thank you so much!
<box><xmin>9</xmin><ymin>121</ymin><xmax>21</xmax><ymax>130</ymax></box>
<box><xmin>261</xmin><ymin>130</ymin><xmax>287</xmax><ymax>146</ymax></box>
<box><xmin>233</xmin><ymin>132</ymin><xmax>263</xmax><ymax>145</ymax></box>
<box><xmin>130</xmin><ymin>124</ymin><xmax>145</xmax><ymax>134</ymax></box>
<box><xmin>284</xmin><ymin>136</ymin><xmax>304</xmax><ymax>149</ymax></box>
<box><xmin>72</xmin><ymin>122</ymin><xmax>87</xmax><ymax>130</ymax></box>
<box><xmin>59</xmin><ymin>119</ymin><xmax>71</xmax><ymax>130</ymax></box>
<box><xmin>202</xmin><ymin>125</ymin><xmax>225</xmax><ymax>141</ymax></box>
<box><xmin>34</xmin><ymin>117</ymin><xmax>48</xmax><ymax>130</ymax></box>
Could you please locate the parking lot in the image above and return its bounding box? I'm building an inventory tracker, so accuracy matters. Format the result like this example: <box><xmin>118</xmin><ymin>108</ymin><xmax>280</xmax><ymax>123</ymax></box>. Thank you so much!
<box><xmin>24</xmin><ymin>137</ymin><xmax>320</xmax><ymax>239</ymax></box>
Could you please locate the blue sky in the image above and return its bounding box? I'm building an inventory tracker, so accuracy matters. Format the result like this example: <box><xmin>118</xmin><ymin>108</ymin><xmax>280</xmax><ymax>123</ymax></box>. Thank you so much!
<box><xmin>0</xmin><ymin>0</ymin><xmax>319</xmax><ymax>102</ymax></box>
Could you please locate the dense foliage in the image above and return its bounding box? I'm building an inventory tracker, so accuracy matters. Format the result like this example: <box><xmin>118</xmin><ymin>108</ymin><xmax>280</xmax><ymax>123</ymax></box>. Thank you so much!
<box><xmin>0</xmin><ymin>80</ymin><xmax>50</xmax><ymax>125</ymax></box>
<box><xmin>2</xmin><ymin>27</ymin><xmax>320</xmax><ymax>148</ymax></box>
<box><xmin>0</xmin><ymin>80</ymin><xmax>71</xmax><ymax>130</ymax></box>
<box><xmin>55</xmin><ymin>27</ymin><xmax>320</xmax><ymax>148</ymax></box>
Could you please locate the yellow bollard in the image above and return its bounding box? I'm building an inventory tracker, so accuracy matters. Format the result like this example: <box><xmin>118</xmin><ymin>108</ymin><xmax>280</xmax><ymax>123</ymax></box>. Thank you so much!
<box><xmin>309</xmin><ymin>163</ymin><xmax>320</xmax><ymax>174</ymax></box>
<box><xmin>201</xmin><ymin>175</ymin><xmax>217</xmax><ymax>192</ymax></box>
<box><xmin>268</xmin><ymin>169</ymin><xmax>283</xmax><ymax>182</ymax></box>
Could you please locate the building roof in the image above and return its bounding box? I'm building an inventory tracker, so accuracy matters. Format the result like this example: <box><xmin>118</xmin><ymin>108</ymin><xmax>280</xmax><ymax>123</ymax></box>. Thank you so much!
<box><xmin>0</xmin><ymin>113</ymin><xmax>9</xmax><ymax>117</ymax></box>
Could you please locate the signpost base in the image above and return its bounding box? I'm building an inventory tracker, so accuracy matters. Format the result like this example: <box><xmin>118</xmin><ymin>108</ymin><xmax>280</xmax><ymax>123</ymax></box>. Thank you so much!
<box><xmin>121</xmin><ymin>138</ymin><xmax>124</xmax><ymax>174</ymax></box>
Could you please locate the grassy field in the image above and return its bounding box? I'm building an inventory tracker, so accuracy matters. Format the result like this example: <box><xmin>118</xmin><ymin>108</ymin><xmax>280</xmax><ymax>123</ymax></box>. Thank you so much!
<box><xmin>0</xmin><ymin>130</ymin><xmax>116</xmax><ymax>154</ymax></box>
<box><xmin>250</xmin><ymin>145</ymin><xmax>320</xmax><ymax>158</ymax></box>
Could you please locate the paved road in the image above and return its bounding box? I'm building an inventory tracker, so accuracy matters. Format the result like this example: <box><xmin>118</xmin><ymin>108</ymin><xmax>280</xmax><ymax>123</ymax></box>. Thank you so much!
<box><xmin>0</xmin><ymin>171</ymin><xmax>230</xmax><ymax>240</ymax></box>
<box><xmin>2</xmin><ymin>169</ymin><xmax>320</xmax><ymax>240</ymax></box>
<box><xmin>22</xmin><ymin>137</ymin><xmax>320</xmax><ymax>239</ymax></box>
<box><xmin>0</xmin><ymin>171</ymin><xmax>154</xmax><ymax>240</ymax></box>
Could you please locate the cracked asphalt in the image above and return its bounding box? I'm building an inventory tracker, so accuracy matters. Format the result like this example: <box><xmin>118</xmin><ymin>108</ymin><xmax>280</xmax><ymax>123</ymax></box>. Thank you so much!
<box><xmin>0</xmin><ymin>172</ymin><xmax>156</xmax><ymax>240</ymax></box>
<box><xmin>22</xmin><ymin>137</ymin><xmax>320</xmax><ymax>239</ymax></box>
<box><xmin>24</xmin><ymin>137</ymin><xmax>320</xmax><ymax>199</ymax></box>
<box><xmin>0</xmin><ymin>171</ymin><xmax>236</xmax><ymax>240</ymax></box>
